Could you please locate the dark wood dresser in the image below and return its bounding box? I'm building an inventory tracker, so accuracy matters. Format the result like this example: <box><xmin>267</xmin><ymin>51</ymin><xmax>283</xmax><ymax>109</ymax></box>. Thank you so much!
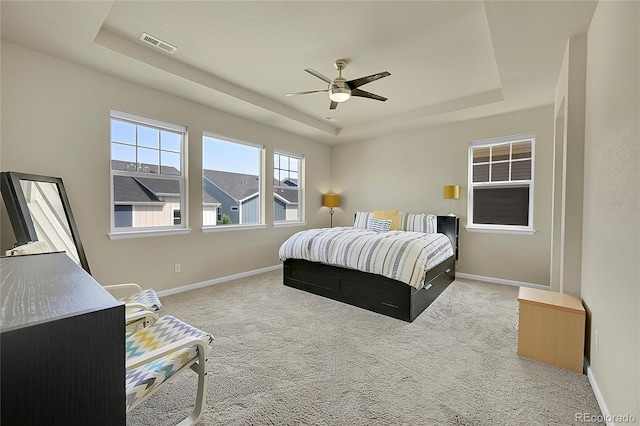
<box><xmin>0</xmin><ymin>252</ymin><xmax>125</xmax><ymax>425</ymax></box>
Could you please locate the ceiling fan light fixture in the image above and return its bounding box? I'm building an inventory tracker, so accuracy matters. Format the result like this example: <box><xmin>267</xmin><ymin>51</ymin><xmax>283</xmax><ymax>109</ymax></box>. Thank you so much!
<box><xmin>288</xmin><ymin>59</ymin><xmax>389</xmax><ymax>110</ymax></box>
<box><xmin>329</xmin><ymin>87</ymin><xmax>351</xmax><ymax>102</ymax></box>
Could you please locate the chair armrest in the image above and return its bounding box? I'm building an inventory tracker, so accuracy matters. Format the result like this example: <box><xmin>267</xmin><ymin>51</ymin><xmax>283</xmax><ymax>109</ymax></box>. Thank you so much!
<box><xmin>103</xmin><ymin>283</ymin><xmax>143</xmax><ymax>299</ymax></box>
<box><xmin>125</xmin><ymin>302</ymin><xmax>150</xmax><ymax>312</ymax></box>
<box><xmin>125</xmin><ymin>336</ymin><xmax>212</xmax><ymax>371</ymax></box>
<box><xmin>125</xmin><ymin>309</ymin><xmax>158</xmax><ymax>325</ymax></box>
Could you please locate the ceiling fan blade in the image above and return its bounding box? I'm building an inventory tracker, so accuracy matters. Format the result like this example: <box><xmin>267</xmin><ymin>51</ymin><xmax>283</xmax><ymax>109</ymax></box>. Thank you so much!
<box><xmin>286</xmin><ymin>89</ymin><xmax>329</xmax><ymax>97</ymax></box>
<box><xmin>347</xmin><ymin>71</ymin><xmax>390</xmax><ymax>89</ymax></box>
<box><xmin>306</xmin><ymin>68</ymin><xmax>334</xmax><ymax>85</ymax></box>
<box><xmin>329</xmin><ymin>101</ymin><xmax>339</xmax><ymax>110</ymax></box>
<box><xmin>351</xmin><ymin>88</ymin><xmax>388</xmax><ymax>102</ymax></box>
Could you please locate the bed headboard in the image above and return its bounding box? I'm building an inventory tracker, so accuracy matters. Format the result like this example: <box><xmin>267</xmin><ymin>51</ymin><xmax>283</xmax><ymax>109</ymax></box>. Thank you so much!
<box><xmin>352</xmin><ymin>213</ymin><xmax>459</xmax><ymax>260</ymax></box>
<box><xmin>437</xmin><ymin>215</ymin><xmax>459</xmax><ymax>260</ymax></box>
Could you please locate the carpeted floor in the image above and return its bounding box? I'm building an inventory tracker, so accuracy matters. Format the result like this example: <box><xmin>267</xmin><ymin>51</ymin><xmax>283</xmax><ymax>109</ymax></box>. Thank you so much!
<box><xmin>126</xmin><ymin>270</ymin><xmax>603</xmax><ymax>426</ymax></box>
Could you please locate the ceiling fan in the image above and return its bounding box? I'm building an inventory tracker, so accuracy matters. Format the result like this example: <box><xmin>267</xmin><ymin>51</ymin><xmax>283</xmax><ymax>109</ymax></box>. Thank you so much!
<box><xmin>286</xmin><ymin>59</ymin><xmax>390</xmax><ymax>110</ymax></box>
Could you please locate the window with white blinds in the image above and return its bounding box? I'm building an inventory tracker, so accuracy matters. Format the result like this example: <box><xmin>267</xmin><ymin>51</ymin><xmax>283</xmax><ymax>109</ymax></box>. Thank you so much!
<box><xmin>467</xmin><ymin>133</ymin><xmax>535</xmax><ymax>234</ymax></box>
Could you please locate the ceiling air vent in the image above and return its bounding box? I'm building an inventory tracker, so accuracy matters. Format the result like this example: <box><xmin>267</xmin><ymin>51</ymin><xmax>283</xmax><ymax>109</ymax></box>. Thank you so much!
<box><xmin>139</xmin><ymin>32</ymin><xmax>177</xmax><ymax>54</ymax></box>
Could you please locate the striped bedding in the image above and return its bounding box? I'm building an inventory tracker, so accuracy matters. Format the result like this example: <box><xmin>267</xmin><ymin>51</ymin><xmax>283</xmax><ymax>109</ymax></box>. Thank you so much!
<box><xmin>278</xmin><ymin>227</ymin><xmax>454</xmax><ymax>289</ymax></box>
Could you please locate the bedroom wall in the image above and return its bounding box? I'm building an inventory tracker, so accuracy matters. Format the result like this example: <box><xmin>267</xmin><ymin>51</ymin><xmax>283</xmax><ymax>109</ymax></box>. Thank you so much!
<box><xmin>582</xmin><ymin>0</ymin><xmax>639</xmax><ymax>418</ymax></box>
<box><xmin>0</xmin><ymin>41</ymin><xmax>331</xmax><ymax>292</ymax></box>
<box><xmin>551</xmin><ymin>34</ymin><xmax>587</xmax><ymax>299</ymax></box>
<box><xmin>330</xmin><ymin>105</ymin><xmax>553</xmax><ymax>286</ymax></box>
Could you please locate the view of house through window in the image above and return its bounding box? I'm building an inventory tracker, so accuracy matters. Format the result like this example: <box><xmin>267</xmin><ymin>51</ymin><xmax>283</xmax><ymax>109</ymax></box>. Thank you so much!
<box><xmin>468</xmin><ymin>133</ymin><xmax>535</xmax><ymax>233</ymax></box>
<box><xmin>110</xmin><ymin>110</ymin><xmax>186</xmax><ymax>234</ymax></box>
<box><xmin>203</xmin><ymin>133</ymin><xmax>264</xmax><ymax>227</ymax></box>
<box><xmin>274</xmin><ymin>151</ymin><xmax>303</xmax><ymax>223</ymax></box>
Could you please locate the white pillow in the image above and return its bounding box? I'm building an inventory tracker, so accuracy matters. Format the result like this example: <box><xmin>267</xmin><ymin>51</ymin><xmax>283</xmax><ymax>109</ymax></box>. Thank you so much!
<box><xmin>354</xmin><ymin>211</ymin><xmax>373</xmax><ymax>228</ymax></box>
<box><xmin>401</xmin><ymin>213</ymin><xmax>437</xmax><ymax>233</ymax></box>
<box><xmin>367</xmin><ymin>218</ymin><xmax>392</xmax><ymax>232</ymax></box>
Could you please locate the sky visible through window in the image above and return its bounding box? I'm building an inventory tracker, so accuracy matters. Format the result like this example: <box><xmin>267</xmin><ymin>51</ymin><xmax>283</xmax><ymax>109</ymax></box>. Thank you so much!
<box><xmin>111</xmin><ymin>122</ymin><xmax>261</xmax><ymax>176</ymax></box>
<box><xmin>111</xmin><ymin>119</ymin><xmax>181</xmax><ymax>173</ymax></box>
<box><xmin>203</xmin><ymin>136</ymin><xmax>260</xmax><ymax>175</ymax></box>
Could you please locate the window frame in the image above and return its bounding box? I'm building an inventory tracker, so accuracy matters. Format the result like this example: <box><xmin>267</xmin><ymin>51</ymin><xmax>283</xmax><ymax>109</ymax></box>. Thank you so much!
<box><xmin>467</xmin><ymin>133</ymin><xmax>536</xmax><ymax>235</ymax></box>
<box><xmin>109</xmin><ymin>110</ymin><xmax>189</xmax><ymax>240</ymax></box>
<box><xmin>273</xmin><ymin>149</ymin><xmax>305</xmax><ymax>226</ymax></box>
<box><xmin>201</xmin><ymin>132</ymin><xmax>266</xmax><ymax>232</ymax></box>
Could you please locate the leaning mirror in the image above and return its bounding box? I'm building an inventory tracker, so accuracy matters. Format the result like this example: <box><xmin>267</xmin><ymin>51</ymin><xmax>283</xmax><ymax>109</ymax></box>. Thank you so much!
<box><xmin>1</xmin><ymin>171</ymin><xmax>90</xmax><ymax>274</ymax></box>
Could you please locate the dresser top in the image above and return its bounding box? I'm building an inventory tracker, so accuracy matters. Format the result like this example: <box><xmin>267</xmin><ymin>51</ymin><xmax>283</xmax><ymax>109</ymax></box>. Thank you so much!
<box><xmin>1</xmin><ymin>252</ymin><xmax>122</xmax><ymax>332</ymax></box>
<box><xmin>518</xmin><ymin>286</ymin><xmax>585</xmax><ymax>315</ymax></box>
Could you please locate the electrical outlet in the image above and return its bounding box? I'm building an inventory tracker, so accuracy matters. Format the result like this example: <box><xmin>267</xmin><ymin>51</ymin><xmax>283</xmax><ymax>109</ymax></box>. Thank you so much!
<box><xmin>594</xmin><ymin>330</ymin><xmax>599</xmax><ymax>352</ymax></box>
<box><xmin>174</xmin><ymin>263</ymin><xmax>181</xmax><ymax>273</ymax></box>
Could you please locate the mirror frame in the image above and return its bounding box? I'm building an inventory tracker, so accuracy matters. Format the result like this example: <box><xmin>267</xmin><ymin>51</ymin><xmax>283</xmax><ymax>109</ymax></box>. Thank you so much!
<box><xmin>1</xmin><ymin>171</ymin><xmax>91</xmax><ymax>274</ymax></box>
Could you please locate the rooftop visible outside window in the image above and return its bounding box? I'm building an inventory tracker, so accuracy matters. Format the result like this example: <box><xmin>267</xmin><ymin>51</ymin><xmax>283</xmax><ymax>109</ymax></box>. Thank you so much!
<box><xmin>274</xmin><ymin>151</ymin><xmax>303</xmax><ymax>224</ymax></box>
<box><xmin>109</xmin><ymin>110</ymin><xmax>187</xmax><ymax>238</ymax></box>
<box><xmin>202</xmin><ymin>133</ymin><xmax>264</xmax><ymax>228</ymax></box>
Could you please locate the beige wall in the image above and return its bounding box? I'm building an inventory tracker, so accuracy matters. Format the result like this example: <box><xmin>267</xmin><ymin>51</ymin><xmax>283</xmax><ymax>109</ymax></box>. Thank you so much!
<box><xmin>551</xmin><ymin>34</ymin><xmax>587</xmax><ymax>298</ymax></box>
<box><xmin>0</xmin><ymin>41</ymin><xmax>331</xmax><ymax>291</ymax></box>
<box><xmin>331</xmin><ymin>105</ymin><xmax>554</xmax><ymax>286</ymax></box>
<box><xmin>582</xmin><ymin>1</ymin><xmax>639</xmax><ymax>418</ymax></box>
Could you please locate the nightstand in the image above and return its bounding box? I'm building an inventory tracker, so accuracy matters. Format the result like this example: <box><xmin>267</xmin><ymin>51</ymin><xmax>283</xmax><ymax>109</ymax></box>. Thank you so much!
<box><xmin>437</xmin><ymin>216</ymin><xmax>459</xmax><ymax>260</ymax></box>
<box><xmin>517</xmin><ymin>287</ymin><xmax>585</xmax><ymax>373</ymax></box>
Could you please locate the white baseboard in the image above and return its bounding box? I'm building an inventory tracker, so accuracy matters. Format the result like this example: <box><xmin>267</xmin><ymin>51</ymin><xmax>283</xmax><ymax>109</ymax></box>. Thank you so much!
<box><xmin>584</xmin><ymin>357</ymin><xmax>614</xmax><ymax>425</ymax></box>
<box><xmin>455</xmin><ymin>272</ymin><xmax>548</xmax><ymax>290</ymax></box>
<box><xmin>156</xmin><ymin>264</ymin><xmax>281</xmax><ymax>298</ymax></box>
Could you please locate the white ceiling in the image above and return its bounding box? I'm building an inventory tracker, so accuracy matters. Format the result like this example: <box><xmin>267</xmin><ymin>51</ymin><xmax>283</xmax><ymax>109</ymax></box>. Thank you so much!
<box><xmin>0</xmin><ymin>1</ymin><xmax>597</xmax><ymax>145</ymax></box>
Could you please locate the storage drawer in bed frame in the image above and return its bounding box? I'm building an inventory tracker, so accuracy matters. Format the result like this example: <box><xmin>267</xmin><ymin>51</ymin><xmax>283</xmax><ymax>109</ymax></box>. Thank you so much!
<box><xmin>283</xmin><ymin>255</ymin><xmax>455</xmax><ymax>322</ymax></box>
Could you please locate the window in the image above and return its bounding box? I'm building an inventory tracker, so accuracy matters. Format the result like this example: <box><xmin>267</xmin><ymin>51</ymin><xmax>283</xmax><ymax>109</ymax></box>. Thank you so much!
<box><xmin>110</xmin><ymin>110</ymin><xmax>187</xmax><ymax>238</ymax></box>
<box><xmin>274</xmin><ymin>151</ymin><xmax>303</xmax><ymax>223</ymax></box>
<box><xmin>467</xmin><ymin>133</ymin><xmax>535</xmax><ymax>234</ymax></box>
<box><xmin>202</xmin><ymin>133</ymin><xmax>264</xmax><ymax>228</ymax></box>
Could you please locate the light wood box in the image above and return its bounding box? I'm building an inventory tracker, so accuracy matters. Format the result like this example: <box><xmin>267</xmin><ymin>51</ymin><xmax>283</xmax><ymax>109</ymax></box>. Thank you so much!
<box><xmin>517</xmin><ymin>287</ymin><xmax>585</xmax><ymax>373</ymax></box>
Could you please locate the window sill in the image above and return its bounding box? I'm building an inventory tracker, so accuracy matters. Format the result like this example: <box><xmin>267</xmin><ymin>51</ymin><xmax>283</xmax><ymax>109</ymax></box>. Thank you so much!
<box><xmin>108</xmin><ymin>228</ymin><xmax>192</xmax><ymax>240</ymax></box>
<box><xmin>465</xmin><ymin>225</ymin><xmax>536</xmax><ymax>236</ymax></box>
<box><xmin>273</xmin><ymin>221</ymin><xmax>307</xmax><ymax>228</ymax></box>
<box><xmin>201</xmin><ymin>224</ymin><xmax>267</xmax><ymax>233</ymax></box>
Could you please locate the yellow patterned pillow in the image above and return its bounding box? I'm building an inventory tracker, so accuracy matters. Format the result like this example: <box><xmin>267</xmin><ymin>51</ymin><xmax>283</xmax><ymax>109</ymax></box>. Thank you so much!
<box><xmin>373</xmin><ymin>209</ymin><xmax>399</xmax><ymax>230</ymax></box>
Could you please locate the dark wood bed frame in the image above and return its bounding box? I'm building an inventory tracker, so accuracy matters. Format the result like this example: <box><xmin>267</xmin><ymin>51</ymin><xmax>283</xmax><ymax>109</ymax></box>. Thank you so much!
<box><xmin>283</xmin><ymin>215</ymin><xmax>459</xmax><ymax>322</ymax></box>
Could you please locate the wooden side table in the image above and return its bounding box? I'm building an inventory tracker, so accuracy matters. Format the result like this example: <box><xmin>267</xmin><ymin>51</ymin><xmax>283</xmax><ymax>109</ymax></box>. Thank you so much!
<box><xmin>517</xmin><ymin>286</ymin><xmax>585</xmax><ymax>373</ymax></box>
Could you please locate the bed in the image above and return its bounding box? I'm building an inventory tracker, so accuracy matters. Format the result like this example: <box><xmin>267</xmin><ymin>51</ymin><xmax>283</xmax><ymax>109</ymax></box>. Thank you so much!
<box><xmin>279</xmin><ymin>213</ymin><xmax>459</xmax><ymax>322</ymax></box>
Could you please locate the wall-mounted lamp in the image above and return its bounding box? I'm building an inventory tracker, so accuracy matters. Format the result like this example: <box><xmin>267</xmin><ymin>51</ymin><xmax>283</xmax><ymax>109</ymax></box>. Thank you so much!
<box><xmin>443</xmin><ymin>185</ymin><xmax>459</xmax><ymax>216</ymax></box>
<box><xmin>322</xmin><ymin>193</ymin><xmax>340</xmax><ymax>227</ymax></box>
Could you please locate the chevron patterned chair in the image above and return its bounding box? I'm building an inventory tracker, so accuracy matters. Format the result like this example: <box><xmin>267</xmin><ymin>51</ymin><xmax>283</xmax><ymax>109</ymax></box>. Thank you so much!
<box><xmin>105</xmin><ymin>283</ymin><xmax>163</xmax><ymax>335</ymax></box>
<box><xmin>126</xmin><ymin>314</ymin><xmax>214</xmax><ymax>426</ymax></box>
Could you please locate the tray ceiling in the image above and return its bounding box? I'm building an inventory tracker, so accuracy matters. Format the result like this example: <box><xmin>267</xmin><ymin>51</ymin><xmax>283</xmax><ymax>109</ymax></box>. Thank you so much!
<box><xmin>0</xmin><ymin>1</ymin><xmax>597</xmax><ymax>145</ymax></box>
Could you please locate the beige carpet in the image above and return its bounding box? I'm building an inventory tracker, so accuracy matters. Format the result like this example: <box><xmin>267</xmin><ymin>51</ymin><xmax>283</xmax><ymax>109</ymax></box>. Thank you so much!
<box><xmin>126</xmin><ymin>270</ymin><xmax>603</xmax><ymax>425</ymax></box>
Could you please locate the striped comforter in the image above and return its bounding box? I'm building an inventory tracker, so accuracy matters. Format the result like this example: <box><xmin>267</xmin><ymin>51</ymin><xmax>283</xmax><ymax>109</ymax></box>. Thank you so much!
<box><xmin>278</xmin><ymin>227</ymin><xmax>454</xmax><ymax>289</ymax></box>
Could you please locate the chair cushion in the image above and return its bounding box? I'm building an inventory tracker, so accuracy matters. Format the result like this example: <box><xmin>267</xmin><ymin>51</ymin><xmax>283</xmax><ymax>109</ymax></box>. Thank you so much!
<box><xmin>121</xmin><ymin>288</ymin><xmax>162</xmax><ymax>311</ymax></box>
<box><xmin>125</xmin><ymin>315</ymin><xmax>212</xmax><ymax>411</ymax></box>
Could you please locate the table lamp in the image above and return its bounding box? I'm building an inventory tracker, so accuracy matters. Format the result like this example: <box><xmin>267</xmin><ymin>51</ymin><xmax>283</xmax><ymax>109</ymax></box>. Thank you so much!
<box><xmin>443</xmin><ymin>185</ymin><xmax>459</xmax><ymax>216</ymax></box>
<box><xmin>322</xmin><ymin>193</ymin><xmax>340</xmax><ymax>227</ymax></box>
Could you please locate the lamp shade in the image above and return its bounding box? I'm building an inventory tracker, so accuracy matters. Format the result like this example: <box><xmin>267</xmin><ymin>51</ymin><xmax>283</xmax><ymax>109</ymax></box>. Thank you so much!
<box><xmin>322</xmin><ymin>193</ymin><xmax>340</xmax><ymax>208</ymax></box>
<box><xmin>443</xmin><ymin>185</ymin><xmax>460</xmax><ymax>200</ymax></box>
